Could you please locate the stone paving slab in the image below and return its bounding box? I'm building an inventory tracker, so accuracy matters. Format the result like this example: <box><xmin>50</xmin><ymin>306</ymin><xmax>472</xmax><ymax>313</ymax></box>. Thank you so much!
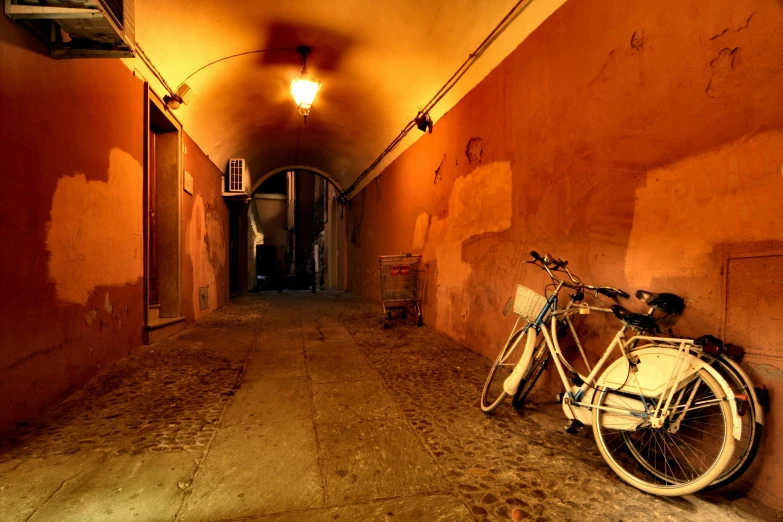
<box><xmin>29</xmin><ymin>451</ymin><xmax>196</xmax><ymax>522</ymax></box>
<box><xmin>312</xmin><ymin>380</ymin><xmax>399</xmax><ymax>424</ymax></box>
<box><xmin>256</xmin><ymin>334</ymin><xmax>304</xmax><ymax>352</ymax></box>
<box><xmin>221</xmin><ymin>375</ymin><xmax>312</xmax><ymax>426</ymax></box>
<box><xmin>0</xmin><ymin>453</ymin><xmax>97</xmax><ymax>522</ymax></box>
<box><xmin>244</xmin><ymin>350</ymin><xmax>306</xmax><ymax>380</ymax></box>
<box><xmin>301</xmin><ymin>317</ymin><xmax>344</xmax><ymax>328</ymax></box>
<box><xmin>258</xmin><ymin>325</ymin><xmax>302</xmax><ymax>336</ymax></box>
<box><xmin>175</xmin><ymin>328</ymin><xmax>256</xmax><ymax>351</ymax></box>
<box><xmin>302</xmin><ymin>326</ymin><xmax>352</xmax><ymax>341</ymax></box>
<box><xmin>306</xmin><ymin>354</ymin><xmax>379</xmax><ymax>384</ymax></box>
<box><xmin>244</xmin><ymin>493</ymin><xmax>472</xmax><ymax>521</ymax></box>
<box><xmin>191</xmin><ymin>306</ymin><xmax>267</xmax><ymax>331</ymax></box>
<box><xmin>317</xmin><ymin>417</ymin><xmax>450</xmax><ymax>506</ymax></box>
<box><xmin>304</xmin><ymin>337</ymin><xmax>362</xmax><ymax>356</ymax></box>
<box><xmin>261</xmin><ymin>314</ymin><xmax>302</xmax><ymax>327</ymax></box>
<box><xmin>181</xmin><ymin>422</ymin><xmax>323</xmax><ymax>521</ymax></box>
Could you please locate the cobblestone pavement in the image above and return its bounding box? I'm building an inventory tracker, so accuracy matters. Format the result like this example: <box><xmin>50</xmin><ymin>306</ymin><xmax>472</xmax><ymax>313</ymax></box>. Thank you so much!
<box><xmin>0</xmin><ymin>292</ymin><xmax>780</xmax><ymax>522</ymax></box>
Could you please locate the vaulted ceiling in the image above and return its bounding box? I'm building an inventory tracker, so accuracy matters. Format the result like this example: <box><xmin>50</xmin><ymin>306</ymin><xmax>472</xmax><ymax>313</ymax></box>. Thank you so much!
<box><xmin>132</xmin><ymin>0</ymin><xmax>565</xmax><ymax>193</ymax></box>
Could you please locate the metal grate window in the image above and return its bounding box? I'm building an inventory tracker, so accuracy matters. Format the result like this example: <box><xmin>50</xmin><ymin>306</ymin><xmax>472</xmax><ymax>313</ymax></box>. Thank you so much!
<box><xmin>228</xmin><ymin>159</ymin><xmax>244</xmax><ymax>192</ymax></box>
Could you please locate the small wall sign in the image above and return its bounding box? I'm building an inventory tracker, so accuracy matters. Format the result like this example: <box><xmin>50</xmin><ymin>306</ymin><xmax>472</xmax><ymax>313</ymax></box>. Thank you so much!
<box><xmin>184</xmin><ymin>170</ymin><xmax>194</xmax><ymax>195</ymax></box>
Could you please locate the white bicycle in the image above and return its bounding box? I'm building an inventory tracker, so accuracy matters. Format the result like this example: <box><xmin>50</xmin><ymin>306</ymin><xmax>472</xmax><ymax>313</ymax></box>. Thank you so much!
<box><xmin>480</xmin><ymin>252</ymin><xmax>741</xmax><ymax>496</ymax></box>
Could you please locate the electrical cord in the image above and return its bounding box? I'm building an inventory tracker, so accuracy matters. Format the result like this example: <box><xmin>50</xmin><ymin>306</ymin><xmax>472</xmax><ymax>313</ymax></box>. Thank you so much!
<box><xmin>134</xmin><ymin>44</ymin><xmax>302</xmax><ymax>99</ymax></box>
<box><xmin>338</xmin><ymin>0</ymin><xmax>534</xmax><ymax>203</ymax></box>
<box><xmin>175</xmin><ymin>47</ymin><xmax>299</xmax><ymax>91</ymax></box>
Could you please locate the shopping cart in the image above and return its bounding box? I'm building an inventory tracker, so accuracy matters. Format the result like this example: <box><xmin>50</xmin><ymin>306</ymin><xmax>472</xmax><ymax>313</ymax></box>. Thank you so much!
<box><xmin>379</xmin><ymin>253</ymin><xmax>424</xmax><ymax>328</ymax></box>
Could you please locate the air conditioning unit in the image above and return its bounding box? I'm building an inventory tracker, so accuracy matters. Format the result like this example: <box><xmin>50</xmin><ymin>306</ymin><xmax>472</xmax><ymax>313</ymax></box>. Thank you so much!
<box><xmin>5</xmin><ymin>0</ymin><xmax>136</xmax><ymax>59</ymax></box>
<box><xmin>225</xmin><ymin>158</ymin><xmax>249</xmax><ymax>194</ymax></box>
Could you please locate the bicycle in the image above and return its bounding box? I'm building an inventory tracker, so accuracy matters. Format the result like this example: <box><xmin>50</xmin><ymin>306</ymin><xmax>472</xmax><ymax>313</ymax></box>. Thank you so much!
<box><xmin>480</xmin><ymin>252</ymin><xmax>741</xmax><ymax>496</ymax></box>
<box><xmin>512</xmin><ymin>285</ymin><xmax>765</xmax><ymax>490</ymax></box>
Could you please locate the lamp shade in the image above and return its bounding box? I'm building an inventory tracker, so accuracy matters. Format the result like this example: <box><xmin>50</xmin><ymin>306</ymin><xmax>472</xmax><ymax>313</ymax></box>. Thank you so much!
<box><xmin>291</xmin><ymin>77</ymin><xmax>321</xmax><ymax>114</ymax></box>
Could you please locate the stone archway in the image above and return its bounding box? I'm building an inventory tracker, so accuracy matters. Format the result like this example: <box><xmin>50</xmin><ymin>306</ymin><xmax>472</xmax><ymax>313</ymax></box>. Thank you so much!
<box><xmin>249</xmin><ymin>165</ymin><xmax>344</xmax><ymax>195</ymax></box>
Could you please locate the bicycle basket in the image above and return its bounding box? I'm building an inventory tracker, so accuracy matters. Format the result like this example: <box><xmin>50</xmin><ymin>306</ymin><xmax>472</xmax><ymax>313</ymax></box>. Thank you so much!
<box><xmin>513</xmin><ymin>285</ymin><xmax>548</xmax><ymax>323</ymax></box>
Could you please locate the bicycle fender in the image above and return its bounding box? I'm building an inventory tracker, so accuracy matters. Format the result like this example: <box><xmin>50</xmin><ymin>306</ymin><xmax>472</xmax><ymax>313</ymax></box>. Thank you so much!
<box><xmin>596</xmin><ymin>346</ymin><xmax>741</xmax><ymax>440</ymax></box>
<box><xmin>721</xmin><ymin>356</ymin><xmax>765</xmax><ymax>426</ymax></box>
<box><xmin>502</xmin><ymin>329</ymin><xmax>538</xmax><ymax>395</ymax></box>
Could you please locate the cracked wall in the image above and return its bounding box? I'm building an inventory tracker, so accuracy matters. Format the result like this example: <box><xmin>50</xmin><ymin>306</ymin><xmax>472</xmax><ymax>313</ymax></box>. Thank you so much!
<box><xmin>347</xmin><ymin>0</ymin><xmax>783</xmax><ymax>508</ymax></box>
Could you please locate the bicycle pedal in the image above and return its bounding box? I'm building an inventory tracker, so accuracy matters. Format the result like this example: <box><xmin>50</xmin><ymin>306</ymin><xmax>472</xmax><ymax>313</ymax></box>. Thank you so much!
<box><xmin>564</xmin><ymin>419</ymin><xmax>584</xmax><ymax>435</ymax></box>
<box><xmin>555</xmin><ymin>393</ymin><xmax>564</xmax><ymax>404</ymax></box>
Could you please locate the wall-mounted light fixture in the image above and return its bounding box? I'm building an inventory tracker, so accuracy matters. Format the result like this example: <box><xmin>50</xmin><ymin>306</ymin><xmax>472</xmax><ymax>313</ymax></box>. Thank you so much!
<box><xmin>290</xmin><ymin>45</ymin><xmax>321</xmax><ymax>121</ymax></box>
<box><xmin>164</xmin><ymin>83</ymin><xmax>192</xmax><ymax>110</ymax></box>
<box><xmin>415</xmin><ymin>111</ymin><xmax>433</xmax><ymax>133</ymax></box>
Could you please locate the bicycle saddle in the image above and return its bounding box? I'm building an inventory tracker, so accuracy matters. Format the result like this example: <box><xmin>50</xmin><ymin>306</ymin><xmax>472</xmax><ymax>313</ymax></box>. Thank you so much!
<box><xmin>635</xmin><ymin>290</ymin><xmax>685</xmax><ymax>315</ymax></box>
<box><xmin>611</xmin><ymin>305</ymin><xmax>657</xmax><ymax>331</ymax></box>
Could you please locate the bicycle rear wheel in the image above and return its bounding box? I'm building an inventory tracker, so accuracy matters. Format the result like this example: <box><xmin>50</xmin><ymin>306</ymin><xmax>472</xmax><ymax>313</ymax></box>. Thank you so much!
<box><xmin>593</xmin><ymin>369</ymin><xmax>735</xmax><ymax>496</ymax></box>
<box><xmin>481</xmin><ymin>327</ymin><xmax>531</xmax><ymax>413</ymax></box>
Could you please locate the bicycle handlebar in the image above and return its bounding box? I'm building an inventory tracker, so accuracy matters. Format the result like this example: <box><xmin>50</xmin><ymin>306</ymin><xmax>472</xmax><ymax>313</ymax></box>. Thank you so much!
<box><xmin>525</xmin><ymin>251</ymin><xmax>628</xmax><ymax>301</ymax></box>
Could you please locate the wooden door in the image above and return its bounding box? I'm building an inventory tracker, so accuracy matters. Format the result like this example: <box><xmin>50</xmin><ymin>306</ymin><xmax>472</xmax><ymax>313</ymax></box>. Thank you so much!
<box><xmin>148</xmin><ymin>130</ymin><xmax>158</xmax><ymax>305</ymax></box>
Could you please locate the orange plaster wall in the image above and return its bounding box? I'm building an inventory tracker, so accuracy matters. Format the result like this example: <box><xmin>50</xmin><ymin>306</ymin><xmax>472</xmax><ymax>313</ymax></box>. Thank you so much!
<box><xmin>0</xmin><ymin>16</ymin><xmax>145</xmax><ymax>435</ymax></box>
<box><xmin>347</xmin><ymin>0</ymin><xmax>783</xmax><ymax>507</ymax></box>
<box><xmin>183</xmin><ymin>134</ymin><xmax>229</xmax><ymax>323</ymax></box>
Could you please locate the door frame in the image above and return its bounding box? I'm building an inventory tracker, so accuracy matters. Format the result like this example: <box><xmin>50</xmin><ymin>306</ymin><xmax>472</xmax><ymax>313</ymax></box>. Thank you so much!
<box><xmin>143</xmin><ymin>85</ymin><xmax>183</xmax><ymax>326</ymax></box>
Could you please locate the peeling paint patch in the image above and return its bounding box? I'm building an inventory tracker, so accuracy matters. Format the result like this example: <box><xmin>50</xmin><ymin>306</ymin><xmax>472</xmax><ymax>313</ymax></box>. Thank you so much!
<box><xmin>630</xmin><ymin>30</ymin><xmax>645</xmax><ymax>50</ymax></box>
<box><xmin>46</xmin><ymin>149</ymin><xmax>143</xmax><ymax>304</ymax></box>
<box><xmin>747</xmin><ymin>362</ymin><xmax>783</xmax><ymax>381</ymax></box>
<box><xmin>434</xmin><ymin>154</ymin><xmax>447</xmax><ymax>184</ymax></box>
<box><xmin>709</xmin><ymin>12</ymin><xmax>754</xmax><ymax>40</ymax></box>
<box><xmin>706</xmin><ymin>47</ymin><xmax>738</xmax><ymax>97</ymax></box>
<box><xmin>465</xmin><ymin>137</ymin><xmax>483</xmax><ymax>163</ymax></box>
<box><xmin>412</xmin><ymin>213</ymin><xmax>431</xmax><ymax>251</ymax></box>
<box><xmin>188</xmin><ymin>193</ymin><xmax>226</xmax><ymax>316</ymax></box>
<box><xmin>85</xmin><ymin>308</ymin><xmax>98</xmax><ymax>326</ymax></box>
<box><xmin>104</xmin><ymin>292</ymin><xmax>113</xmax><ymax>314</ymax></box>
<box><xmin>419</xmin><ymin>161</ymin><xmax>513</xmax><ymax>338</ymax></box>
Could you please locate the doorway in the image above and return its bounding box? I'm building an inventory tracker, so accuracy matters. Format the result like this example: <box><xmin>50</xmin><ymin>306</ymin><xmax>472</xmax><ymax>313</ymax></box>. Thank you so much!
<box><xmin>144</xmin><ymin>87</ymin><xmax>183</xmax><ymax>341</ymax></box>
<box><xmin>255</xmin><ymin>245</ymin><xmax>277</xmax><ymax>290</ymax></box>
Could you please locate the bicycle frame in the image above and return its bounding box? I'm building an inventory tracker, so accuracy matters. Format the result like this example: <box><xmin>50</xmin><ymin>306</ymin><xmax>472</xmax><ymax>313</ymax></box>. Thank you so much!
<box><xmin>517</xmin><ymin>282</ymin><xmax>741</xmax><ymax>440</ymax></box>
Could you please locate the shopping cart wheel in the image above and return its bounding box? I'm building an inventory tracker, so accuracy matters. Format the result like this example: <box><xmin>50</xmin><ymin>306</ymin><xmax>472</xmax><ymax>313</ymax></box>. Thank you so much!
<box><xmin>383</xmin><ymin>320</ymin><xmax>390</xmax><ymax>329</ymax></box>
<box><xmin>417</xmin><ymin>315</ymin><xmax>423</xmax><ymax>327</ymax></box>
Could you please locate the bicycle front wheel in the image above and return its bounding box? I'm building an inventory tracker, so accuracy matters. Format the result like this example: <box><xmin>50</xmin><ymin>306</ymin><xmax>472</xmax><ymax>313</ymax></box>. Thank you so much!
<box><xmin>511</xmin><ymin>337</ymin><xmax>549</xmax><ymax>409</ymax></box>
<box><xmin>593</xmin><ymin>369</ymin><xmax>735</xmax><ymax>496</ymax></box>
<box><xmin>481</xmin><ymin>327</ymin><xmax>532</xmax><ymax>413</ymax></box>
